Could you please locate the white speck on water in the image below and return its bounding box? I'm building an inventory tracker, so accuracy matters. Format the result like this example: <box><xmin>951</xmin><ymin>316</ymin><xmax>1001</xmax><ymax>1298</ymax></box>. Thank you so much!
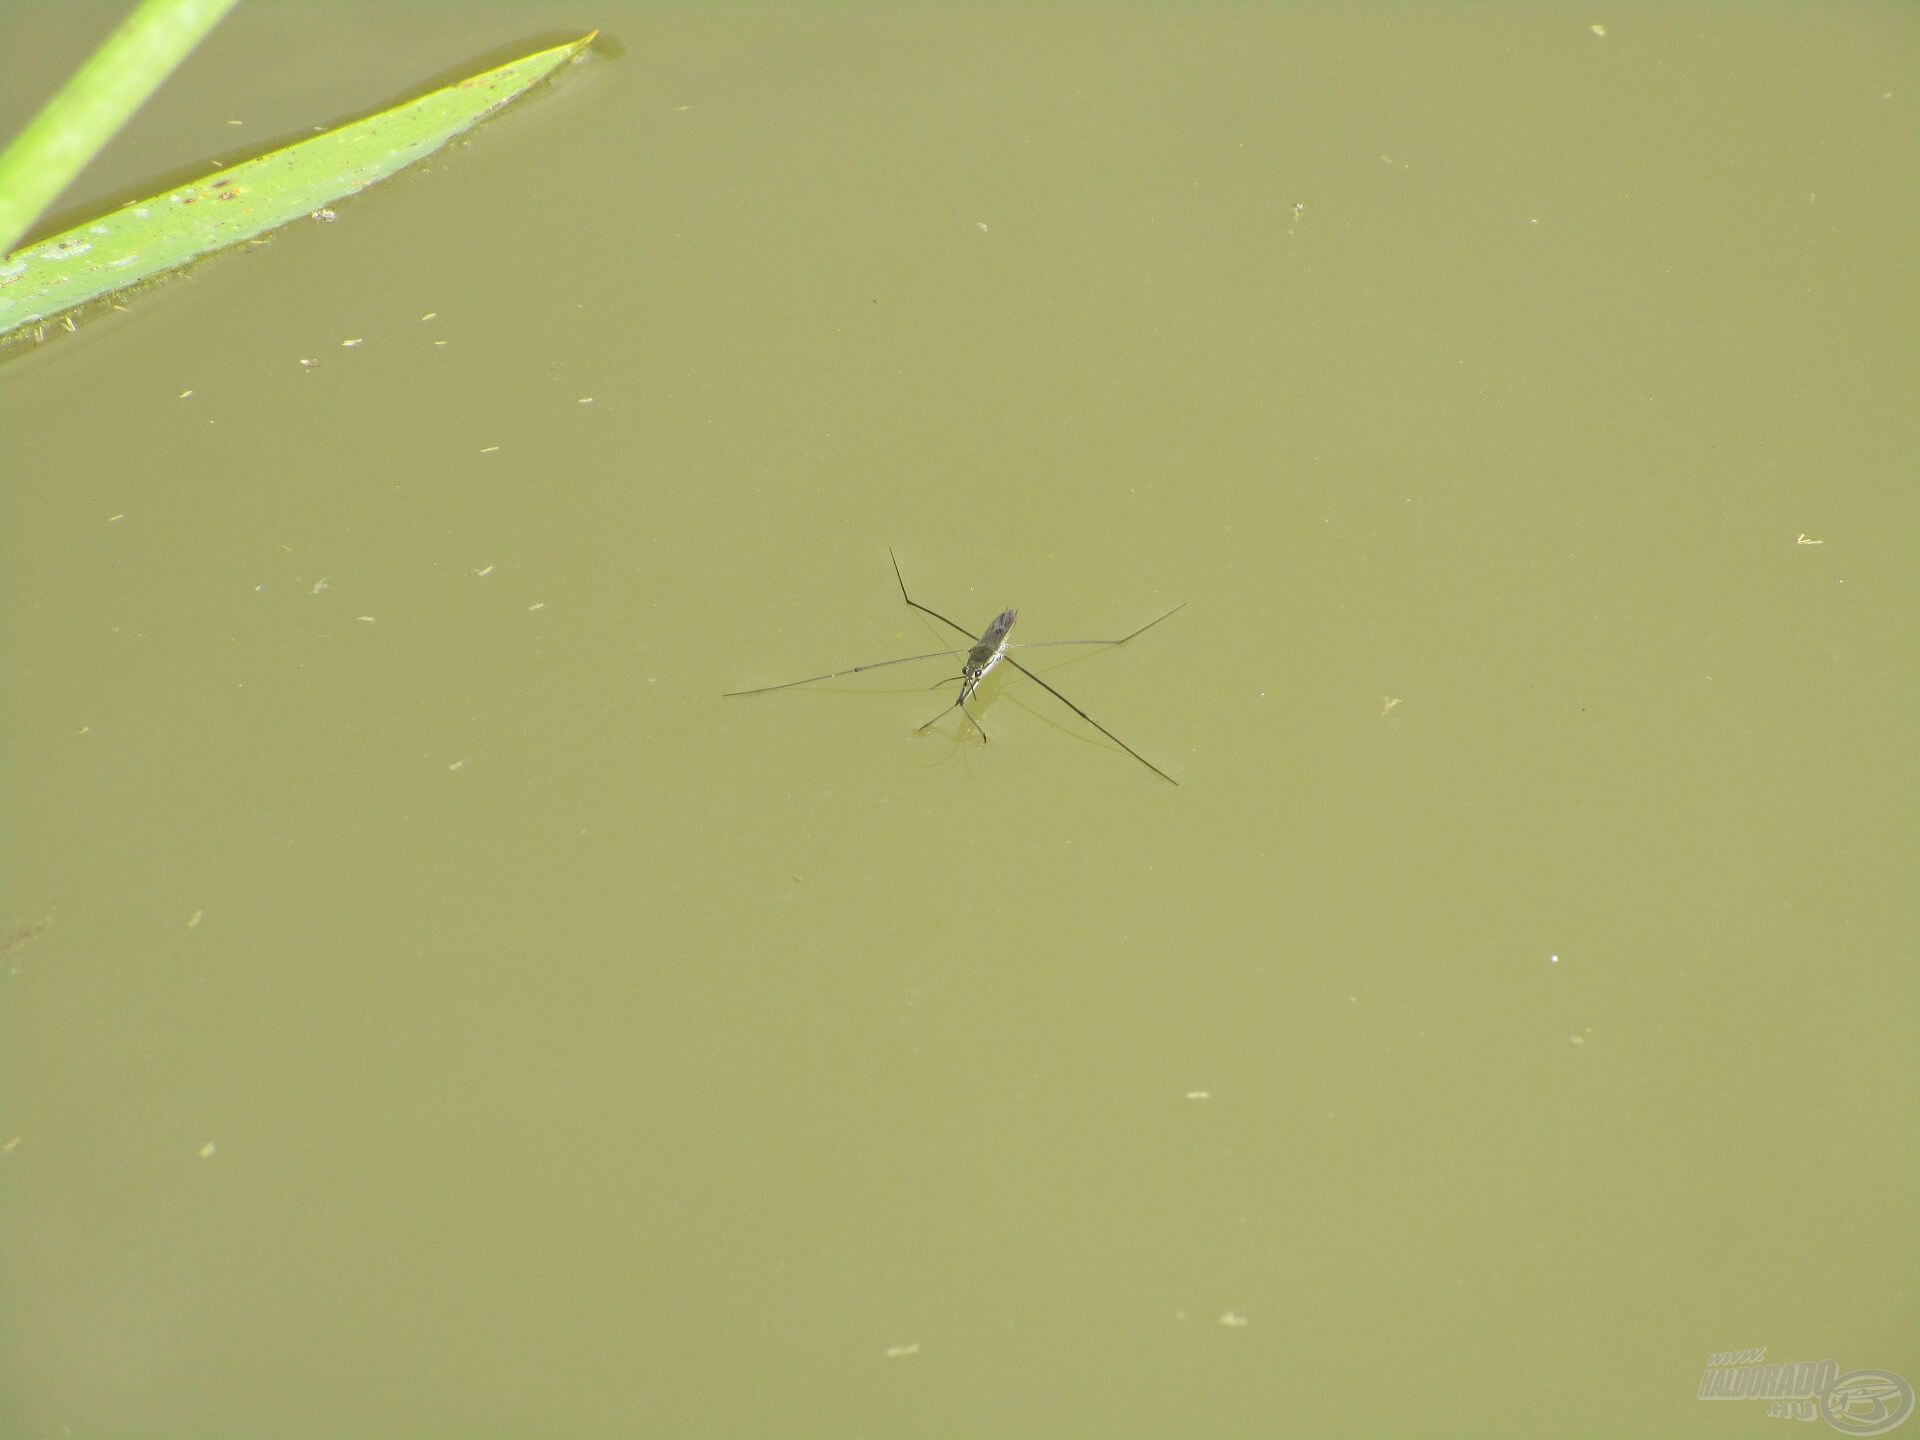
<box><xmin>1185</xmin><ymin>1090</ymin><xmax>1211</xmax><ymax>1101</ymax></box>
<box><xmin>528</xmin><ymin>602</ymin><xmax>546</xmax><ymax>612</ymax></box>
<box><xmin>1549</xmin><ymin>954</ymin><xmax>1559</xmax><ymax>964</ymax></box>
<box><xmin>976</xmin><ymin>221</ymin><xmax>989</xmax><ymax>233</ymax></box>
<box><xmin>420</xmin><ymin>312</ymin><xmax>437</xmax><ymax>321</ymax></box>
<box><xmin>449</xmin><ymin>760</ymin><xmax>465</xmax><ymax>771</ymax></box>
<box><xmin>884</xmin><ymin>1342</ymin><xmax>920</xmax><ymax>1358</ymax></box>
<box><xmin>310</xmin><ymin>577</ymin><xmax>331</xmax><ymax>594</ymax></box>
<box><xmin>356</xmin><ymin>615</ymin><xmax>375</xmax><ymax>623</ymax></box>
<box><xmin>479</xmin><ymin>445</ymin><xmax>500</xmax><ymax>454</ymax></box>
<box><xmin>341</xmin><ymin>337</ymin><xmax>361</xmax><ymax>347</ymax></box>
<box><xmin>1219</xmin><ymin>1312</ymin><xmax>1250</xmax><ymax>1329</ymax></box>
<box><xmin>433</xmin><ymin>339</ymin><xmax>448</xmax><ymax>347</ymax></box>
<box><xmin>474</xmin><ymin>565</ymin><xmax>495</xmax><ymax>577</ymax></box>
<box><xmin>108</xmin><ymin>513</ymin><xmax>126</xmax><ymax>523</ymax></box>
<box><xmin>198</xmin><ymin>1142</ymin><xmax>218</xmax><ymax>1158</ymax></box>
<box><xmin>187</xmin><ymin>910</ymin><xmax>203</xmax><ymax>928</ymax></box>
<box><xmin>578</xmin><ymin>396</ymin><xmax>594</xmax><ymax>405</ymax></box>
<box><xmin>178</xmin><ymin>389</ymin><xmax>193</xmax><ymax>398</ymax></box>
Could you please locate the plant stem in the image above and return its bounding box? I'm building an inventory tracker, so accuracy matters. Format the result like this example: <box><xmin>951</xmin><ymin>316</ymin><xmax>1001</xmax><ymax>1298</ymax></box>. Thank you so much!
<box><xmin>0</xmin><ymin>0</ymin><xmax>240</xmax><ymax>256</ymax></box>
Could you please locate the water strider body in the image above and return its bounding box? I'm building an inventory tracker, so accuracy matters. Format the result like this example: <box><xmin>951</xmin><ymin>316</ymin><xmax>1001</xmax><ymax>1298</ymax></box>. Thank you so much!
<box><xmin>724</xmin><ymin>551</ymin><xmax>1182</xmax><ymax>785</ymax></box>
<box><xmin>927</xmin><ymin>605</ymin><xmax>1018</xmax><ymax>741</ymax></box>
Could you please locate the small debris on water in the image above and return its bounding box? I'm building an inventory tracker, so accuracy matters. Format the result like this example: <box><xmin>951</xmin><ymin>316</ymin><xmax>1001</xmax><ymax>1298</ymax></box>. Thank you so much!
<box><xmin>1589</xmin><ymin>23</ymin><xmax>1606</xmax><ymax>36</ymax></box>
<box><xmin>340</xmin><ymin>336</ymin><xmax>361</xmax><ymax>347</ymax></box>
<box><xmin>1185</xmin><ymin>1090</ymin><xmax>1211</xmax><ymax>1101</ymax></box>
<box><xmin>473</xmin><ymin>565</ymin><xmax>495</xmax><ymax>577</ymax></box>
<box><xmin>1</xmin><ymin>909</ymin><xmax>56</xmax><ymax>954</ymax></box>
<box><xmin>311</xmin><ymin>208</ymin><xmax>337</xmax><ymax>223</ymax></box>
<box><xmin>310</xmin><ymin>577</ymin><xmax>331</xmax><ymax>594</ymax></box>
<box><xmin>479</xmin><ymin>445</ymin><xmax>500</xmax><ymax>454</ymax></box>
<box><xmin>1796</xmin><ymin>534</ymin><xmax>1824</xmax><ymax>545</ymax></box>
<box><xmin>528</xmin><ymin>602</ymin><xmax>546</xmax><ymax>612</ymax></box>
<box><xmin>108</xmin><ymin>513</ymin><xmax>126</xmax><ymax>523</ymax></box>
<box><xmin>198</xmin><ymin>1142</ymin><xmax>218</xmax><ymax>1159</ymax></box>
<box><xmin>885</xmin><ymin>1342</ymin><xmax>921</xmax><ymax>1359</ymax></box>
<box><xmin>421</xmin><ymin>312</ymin><xmax>437</xmax><ymax>321</ymax></box>
<box><xmin>1219</xmin><ymin>1312</ymin><xmax>1250</xmax><ymax>1329</ymax></box>
<box><xmin>448</xmin><ymin>760</ymin><xmax>466</xmax><ymax>771</ymax></box>
<box><xmin>187</xmin><ymin>910</ymin><xmax>203</xmax><ymax>929</ymax></box>
<box><xmin>298</xmin><ymin>357</ymin><xmax>317</xmax><ymax>370</ymax></box>
<box><xmin>578</xmin><ymin>396</ymin><xmax>594</xmax><ymax>405</ymax></box>
<box><xmin>1381</xmin><ymin>696</ymin><xmax>1401</xmax><ymax>717</ymax></box>
<box><xmin>178</xmin><ymin>389</ymin><xmax>193</xmax><ymax>399</ymax></box>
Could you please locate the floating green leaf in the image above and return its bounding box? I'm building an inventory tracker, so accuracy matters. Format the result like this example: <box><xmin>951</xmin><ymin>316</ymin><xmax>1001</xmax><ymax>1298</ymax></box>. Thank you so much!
<box><xmin>0</xmin><ymin>32</ymin><xmax>594</xmax><ymax>341</ymax></box>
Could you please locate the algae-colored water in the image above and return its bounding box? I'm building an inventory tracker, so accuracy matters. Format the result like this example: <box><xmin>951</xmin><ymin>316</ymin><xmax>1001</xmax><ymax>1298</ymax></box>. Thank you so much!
<box><xmin>4</xmin><ymin>5</ymin><xmax>1913</xmax><ymax>1435</ymax></box>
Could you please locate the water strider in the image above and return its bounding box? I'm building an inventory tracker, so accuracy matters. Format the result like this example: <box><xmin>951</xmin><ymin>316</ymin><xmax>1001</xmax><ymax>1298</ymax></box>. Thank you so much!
<box><xmin>723</xmin><ymin>550</ymin><xmax>1183</xmax><ymax>785</ymax></box>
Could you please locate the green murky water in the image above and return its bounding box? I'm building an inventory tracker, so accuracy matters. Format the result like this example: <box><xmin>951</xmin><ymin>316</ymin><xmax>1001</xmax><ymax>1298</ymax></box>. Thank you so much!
<box><xmin>4</xmin><ymin>4</ymin><xmax>1913</xmax><ymax>1435</ymax></box>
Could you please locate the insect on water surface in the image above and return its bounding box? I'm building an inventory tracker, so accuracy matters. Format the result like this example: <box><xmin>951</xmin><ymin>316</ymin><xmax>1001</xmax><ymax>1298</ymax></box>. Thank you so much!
<box><xmin>724</xmin><ymin>551</ymin><xmax>1184</xmax><ymax>785</ymax></box>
